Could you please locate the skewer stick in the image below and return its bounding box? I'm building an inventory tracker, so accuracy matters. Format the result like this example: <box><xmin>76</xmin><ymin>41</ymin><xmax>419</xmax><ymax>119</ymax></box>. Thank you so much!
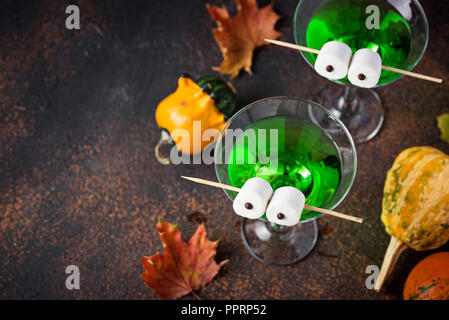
<box><xmin>380</xmin><ymin>65</ymin><xmax>442</xmax><ymax>83</ymax></box>
<box><xmin>266</xmin><ymin>39</ymin><xmax>320</xmax><ymax>55</ymax></box>
<box><xmin>181</xmin><ymin>176</ymin><xmax>363</xmax><ymax>224</ymax></box>
<box><xmin>265</xmin><ymin>39</ymin><xmax>443</xmax><ymax>84</ymax></box>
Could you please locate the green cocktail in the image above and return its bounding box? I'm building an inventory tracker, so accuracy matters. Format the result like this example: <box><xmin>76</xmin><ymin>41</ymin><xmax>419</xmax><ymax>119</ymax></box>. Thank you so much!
<box><xmin>294</xmin><ymin>0</ymin><xmax>428</xmax><ymax>143</ymax></box>
<box><xmin>227</xmin><ymin>116</ymin><xmax>341</xmax><ymax>221</ymax></box>
<box><xmin>214</xmin><ymin>97</ymin><xmax>356</xmax><ymax>265</ymax></box>
<box><xmin>303</xmin><ymin>0</ymin><xmax>411</xmax><ymax>85</ymax></box>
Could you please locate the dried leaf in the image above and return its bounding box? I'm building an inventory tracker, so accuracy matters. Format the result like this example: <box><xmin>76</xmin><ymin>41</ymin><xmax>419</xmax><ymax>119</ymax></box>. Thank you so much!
<box><xmin>141</xmin><ymin>219</ymin><xmax>227</xmax><ymax>300</ymax></box>
<box><xmin>438</xmin><ymin>113</ymin><xmax>449</xmax><ymax>144</ymax></box>
<box><xmin>207</xmin><ymin>0</ymin><xmax>282</xmax><ymax>78</ymax></box>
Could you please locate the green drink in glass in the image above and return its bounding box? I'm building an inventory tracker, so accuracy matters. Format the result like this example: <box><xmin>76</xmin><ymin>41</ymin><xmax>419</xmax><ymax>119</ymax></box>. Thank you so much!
<box><xmin>305</xmin><ymin>0</ymin><xmax>412</xmax><ymax>85</ymax></box>
<box><xmin>227</xmin><ymin>116</ymin><xmax>341</xmax><ymax>222</ymax></box>
<box><xmin>294</xmin><ymin>0</ymin><xmax>429</xmax><ymax>143</ymax></box>
<box><xmin>214</xmin><ymin>97</ymin><xmax>357</xmax><ymax>265</ymax></box>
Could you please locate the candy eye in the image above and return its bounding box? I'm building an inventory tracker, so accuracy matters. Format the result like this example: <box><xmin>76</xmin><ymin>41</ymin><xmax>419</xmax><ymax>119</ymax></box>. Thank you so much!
<box><xmin>232</xmin><ymin>177</ymin><xmax>273</xmax><ymax>219</ymax></box>
<box><xmin>266</xmin><ymin>187</ymin><xmax>305</xmax><ymax>227</ymax></box>
<box><xmin>314</xmin><ymin>41</ymin><xmax>352</xmax><ymax>80</ymax></box>
<box><xmin>348</xmin><ymin>48</ymin><xmax>382</xmax><ymax>88</ymax></box>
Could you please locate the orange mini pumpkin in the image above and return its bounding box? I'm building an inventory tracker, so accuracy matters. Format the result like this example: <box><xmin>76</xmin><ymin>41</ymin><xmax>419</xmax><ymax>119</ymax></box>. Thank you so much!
<box><xmin>154</xmin><ymin>74</ymin><xmax>237</xmax><ymax>164</ymax></box>
<box><xmin>403</xmin><ymin>252</ymin><xmax>449</xmax><ymax>300</ymax></box>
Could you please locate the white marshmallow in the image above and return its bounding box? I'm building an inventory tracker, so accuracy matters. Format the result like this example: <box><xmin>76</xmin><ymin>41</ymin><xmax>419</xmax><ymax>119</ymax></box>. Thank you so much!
<box><xmin>348</xmin><ymin>48</ymin><xmax>382</xmax><ymax>88</ymax></box>
<box><xmin>388</xmin><ymin>0</ymin><xmax>412</xmax><ymax>21</ymax></box>
<box><xmin>233</xmin><ymin>177</ymin><xmax>273</xmax><ymax>219</ymax></box>
<box><xmin>314</xmin><ymin>41</ymin><xmax>352</xmax><ymax>80</ymax></box>
<box><xmin>266</xmin><ymin>187</ymin><xmax>305</xmax><ymax>227</ymax></box>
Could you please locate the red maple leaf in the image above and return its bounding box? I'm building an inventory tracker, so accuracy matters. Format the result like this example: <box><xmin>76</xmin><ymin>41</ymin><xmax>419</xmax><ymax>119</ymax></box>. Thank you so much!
<box><xmin>141</xmin><ymin>219</ymin><xmax>228</xmax><ymax>300</ymax></box>
<box><xmin>207</xmin><ymin>0</ymin><xmax>282</xmax><ymax>78</ymax></box>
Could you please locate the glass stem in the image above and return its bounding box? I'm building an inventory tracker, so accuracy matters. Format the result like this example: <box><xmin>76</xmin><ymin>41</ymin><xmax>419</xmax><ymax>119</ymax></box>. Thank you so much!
<box><xmin>268</xmin><ymin>222</ymin><xmax>292</xmax><ymax>234</ymax></box>
<box><xmin>335</xmin><ymin>86</ymin><xmax>358</xmax><ymax>118</ymax></box>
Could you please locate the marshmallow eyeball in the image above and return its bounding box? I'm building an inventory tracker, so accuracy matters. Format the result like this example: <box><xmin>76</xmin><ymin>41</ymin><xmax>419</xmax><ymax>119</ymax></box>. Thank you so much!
<box><xmin>232</xmin><ymin>177</ymin><xmax>273</xmax><ymax>219</ymax></box>
<box><xmin>348</xmin><ymin>48</ymin><xmax>382</xmax><ymax>88</ymax></box>
<box><xmin>314</xmin><ymin>41</ymin><xmax>352</xmax><ymax>80</ymax></box>
<box><xmin>266</xmin><ymin>186</ymin><xmax>305</xmax><ymax>227</ymax></box>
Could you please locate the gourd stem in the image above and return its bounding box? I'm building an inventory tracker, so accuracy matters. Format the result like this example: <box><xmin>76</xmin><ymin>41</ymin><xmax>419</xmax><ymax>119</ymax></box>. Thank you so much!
<box><xmin>155</xmin><ymin>130</ymin><xmax>174</xmax><ymax>165</ymax></box>
<box><xmin>374</xmin><ymin>236</ymin><xmax>407</xmax><ymax>292</ymax></box>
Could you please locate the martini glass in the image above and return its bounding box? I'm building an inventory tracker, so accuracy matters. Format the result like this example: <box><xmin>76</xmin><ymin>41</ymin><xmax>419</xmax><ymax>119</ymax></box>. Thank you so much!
<box><xmin>214</xmin><ymin>97</ymin><xmax>357</xmax><ymax>265</ymax></box>
<box><xmin>294</xmin><ymin>0</ymin><xmax>428</xmax><ymax>143</ymax></box>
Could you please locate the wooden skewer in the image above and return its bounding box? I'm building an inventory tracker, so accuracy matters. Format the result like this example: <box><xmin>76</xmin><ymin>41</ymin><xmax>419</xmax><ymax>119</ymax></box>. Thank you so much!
<box><xmin>265</xmin><ymin>39</ymin><xmax>443</xmax><ymax>84</ymax></box>
<box><xmin>181</xmin><ymin>176</ymin><xmax>363</xmax><ymax>224</ymax></box>
<box><xmin>380</xmin><ymin>65</ymin><xmax>442</xmax><ymax>83</ymax></box>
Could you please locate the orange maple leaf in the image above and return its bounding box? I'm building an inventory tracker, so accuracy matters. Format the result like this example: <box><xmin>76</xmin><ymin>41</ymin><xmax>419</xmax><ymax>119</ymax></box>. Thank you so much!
<box><xmin>207</xmin><ymin>0</ymin><xmax>282</xmax><ymax>78</ymax></box>
<box><xmin>141</xmin><ymin>219</ymin><xmax>227</xmax><ymax>300</ymax></box>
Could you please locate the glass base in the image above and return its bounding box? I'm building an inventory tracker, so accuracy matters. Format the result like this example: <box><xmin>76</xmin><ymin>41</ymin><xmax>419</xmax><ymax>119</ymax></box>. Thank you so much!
<box><xmin>313</xmin><ymin>86</ymin><xmax>384</xmax><ymax>144</ymax></box>
<box><xmin>241</xmin><ymin>219</ymin><xmax>318</xmax><ymax>265</ymax></box>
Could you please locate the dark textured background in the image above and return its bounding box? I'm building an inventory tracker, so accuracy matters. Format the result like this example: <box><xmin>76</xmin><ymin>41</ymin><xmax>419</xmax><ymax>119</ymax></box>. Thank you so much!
<box><xmin>0</xmin><ymin>0</ymin><xmax>448</xmax><ymax>300</ymax></box>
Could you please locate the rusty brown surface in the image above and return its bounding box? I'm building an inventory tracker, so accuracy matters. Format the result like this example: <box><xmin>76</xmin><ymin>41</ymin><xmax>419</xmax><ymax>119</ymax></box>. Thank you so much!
<box><xmin>0</xmin><ymin>0</ymin><xmax>449</xmax><ymax>300</ymax></box>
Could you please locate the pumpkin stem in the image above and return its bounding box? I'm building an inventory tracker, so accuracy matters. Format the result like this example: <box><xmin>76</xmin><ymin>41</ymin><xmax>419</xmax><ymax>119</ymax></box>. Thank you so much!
<box><xmin>155</xmin><ymin>130</ymin><xmax>174</xmax><ymax>165</ymax></box>
<box><xmin>374</xmin><ymin>236</ymin><xmax>407</xmax><ymax>292</ymax></box>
